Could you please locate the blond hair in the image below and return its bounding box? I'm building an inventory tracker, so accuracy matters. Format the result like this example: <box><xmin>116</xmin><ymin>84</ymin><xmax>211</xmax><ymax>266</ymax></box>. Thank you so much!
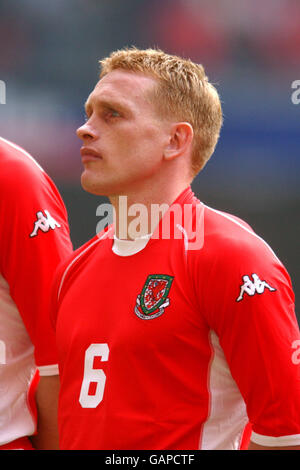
<box><xmin>99</xmin><ymin>47</ymin><xmax>223</xmax><ymax>177</ymax></box>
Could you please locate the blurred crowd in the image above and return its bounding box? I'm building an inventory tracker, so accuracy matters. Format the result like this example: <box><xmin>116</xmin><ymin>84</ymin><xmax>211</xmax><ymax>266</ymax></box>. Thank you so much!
<box><xmin>1</xmin><ymin>0</ymin><xmax>299</xmax><ymax>84</ymax></box>
<box><xmin>147</xmin><ymin>0</ymin><xmax>300</xmax><ymax>73</ymax></box>
<box><xmin>0</xmin><ymin>0</ymin><xmax>299</xmax><ymax>195</ymax></box>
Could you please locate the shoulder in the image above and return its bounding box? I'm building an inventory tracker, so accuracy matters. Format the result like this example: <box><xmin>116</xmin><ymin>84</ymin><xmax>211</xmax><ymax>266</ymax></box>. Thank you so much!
<box><xmin>201</xmin><ymin>204</ymin><xmax>280</xmax><ymax>266</ymax></box>
<box><xmin>195</xmin><ymin>205</ymin><xmax>294</xmax><ymax>333</ymax></box>
<box><xmin>199</xmin><ymin>205</ymin><xmax>293</xmax><ymax>312</ymax></box>
<box><xmin>0</xmin><ymin>137</ymin><xmax>67</xmax><ymax>214</ymax></box>
<box><xmin>187</xmin><ymin>203</ymin><xmax>288</xmax><ymax>300</ymax></box>
<box><xmin>0</xmin><ymin>137</ymin><xmax>49</xmax><ymax>200</ymax></box>
<box><xmin>0</xmin><ymin>136</ymin><xmax>45</xmax><ymax>181</ymax></box>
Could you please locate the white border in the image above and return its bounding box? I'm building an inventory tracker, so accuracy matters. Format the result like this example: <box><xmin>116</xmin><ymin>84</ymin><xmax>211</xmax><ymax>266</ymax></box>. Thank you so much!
<box><xmin>251</xmin><ymin>431</ymin><xmax>300</xmax><ymax>447</ymax></box>
<box><xmin>38</xmin><ymin>364</ymin><xmax>59</xmax><ymax>376</ymax></box>
<box><xmin>200</xmin><ymin>331</ymin><xmax>249</xmax><ymax>450</ymax></box>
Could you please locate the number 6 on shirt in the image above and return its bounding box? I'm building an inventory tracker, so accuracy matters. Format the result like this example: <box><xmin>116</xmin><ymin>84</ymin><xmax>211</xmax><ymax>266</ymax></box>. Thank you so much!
<box><xmin>79</xmin><ymin>343</ymin><xmax>109</xmax><ymax>408</ymax></box>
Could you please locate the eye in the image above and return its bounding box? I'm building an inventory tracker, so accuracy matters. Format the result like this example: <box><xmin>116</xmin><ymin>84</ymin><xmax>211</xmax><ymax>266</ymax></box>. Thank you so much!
<box><xmin>105</xmin><ymin>108</ymin><xmax>120</xmax><ymax>119</ymax></box>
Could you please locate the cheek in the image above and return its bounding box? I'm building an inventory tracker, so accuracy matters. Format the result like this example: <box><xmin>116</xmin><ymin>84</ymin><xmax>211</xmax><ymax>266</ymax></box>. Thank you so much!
<box><xmin>128</xmin><ymin>125</ymin><xmax>164</xmax><ymax>157</ymax></box>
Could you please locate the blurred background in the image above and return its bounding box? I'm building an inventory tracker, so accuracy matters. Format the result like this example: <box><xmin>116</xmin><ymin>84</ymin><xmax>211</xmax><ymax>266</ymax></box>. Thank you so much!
<box><xmin>0</xmin><ymin>0</ymin><xmax>299</xmax><ymax>315</ymax></box>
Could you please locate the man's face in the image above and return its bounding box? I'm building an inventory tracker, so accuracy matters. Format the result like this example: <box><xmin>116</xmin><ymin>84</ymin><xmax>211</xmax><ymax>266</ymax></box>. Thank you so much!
<box><xmin>77</xmin><ymin>69</ymin><xmax>170</xmax><ymax>196</ymax></box>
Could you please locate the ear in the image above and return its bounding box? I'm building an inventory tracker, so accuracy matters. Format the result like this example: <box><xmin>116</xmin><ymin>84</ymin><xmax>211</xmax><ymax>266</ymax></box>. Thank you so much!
<box><xmin>163</xmin><ymin>122</ymin><xmax>194</xmax><ymax>161</ymax></box>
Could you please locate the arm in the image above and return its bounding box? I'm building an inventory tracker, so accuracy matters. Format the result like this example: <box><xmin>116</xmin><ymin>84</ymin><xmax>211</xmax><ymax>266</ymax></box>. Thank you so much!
<box><xmin>0</xmin><ymin>146</ymin><xmax>73</xmax><ymax>447</ymax></box>
<box><xmin>30</xmin><ymin>375</ymin><xmax>60</xmax><ymax>450</ymax></box>
<box><xmin>204</xmin><ymin>232</ymin><xmax>300</xmax><ymax>449</ymax></box>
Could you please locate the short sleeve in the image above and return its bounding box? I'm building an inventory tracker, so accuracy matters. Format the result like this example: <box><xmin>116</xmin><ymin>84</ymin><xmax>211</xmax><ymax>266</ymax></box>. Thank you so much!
<box><xmin>203</xmin><ymin>230</ymin><xmax>300</xmax><ymax>444</ymax></box>
<box><xmin>0</xmin><ymin>149</ymin><xmax>73</xmax><ymax>369</ymax></box>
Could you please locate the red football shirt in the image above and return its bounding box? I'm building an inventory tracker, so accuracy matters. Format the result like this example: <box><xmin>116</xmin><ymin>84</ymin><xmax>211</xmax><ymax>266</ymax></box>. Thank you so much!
<box><xmin>52</xmin><ymin>186</ymin><xmax>300</xmax><ymax>450</ymax></box>
<box><xmin>0</xmin><ymin>137</ymin><xmax>73</xmax><ymax>445</ymax></box>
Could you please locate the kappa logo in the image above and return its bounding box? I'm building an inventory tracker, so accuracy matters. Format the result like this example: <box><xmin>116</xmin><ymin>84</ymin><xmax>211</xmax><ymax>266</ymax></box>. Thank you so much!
<box><xmin>29</xmin><ymin>209</ymin><xmax>61</xmax><ymax>238</ymax></box>
<box><xmin>135</xmin><ymin>274</ymin><xmax>174</xmax><ymax>320</ymax></box>
<box><xmin>236</xmin><ymin>273</ymin><xmax>276</xmax><ymax>302</ymax></box>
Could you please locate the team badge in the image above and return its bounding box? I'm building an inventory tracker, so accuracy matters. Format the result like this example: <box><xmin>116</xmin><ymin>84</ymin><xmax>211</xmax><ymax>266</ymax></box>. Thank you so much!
<box><xmin>135</xmin><ymin>274</ymin><xmax>174</xmax><ymax>320</ymax></box>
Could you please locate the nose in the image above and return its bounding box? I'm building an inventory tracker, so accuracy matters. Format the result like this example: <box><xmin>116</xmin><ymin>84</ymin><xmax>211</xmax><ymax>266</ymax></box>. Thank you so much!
<box><xmin>76</xmin><ymin>121</ymin><xmax>97</xmax><ymax>141</ymax></box>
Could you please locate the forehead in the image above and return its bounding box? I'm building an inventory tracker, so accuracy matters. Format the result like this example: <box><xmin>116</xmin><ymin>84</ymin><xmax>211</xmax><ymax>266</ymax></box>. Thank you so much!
<box><xmin>86</xmin><ymin>69</ymin><xmax>158</xmax><ymax>110</ymax></box>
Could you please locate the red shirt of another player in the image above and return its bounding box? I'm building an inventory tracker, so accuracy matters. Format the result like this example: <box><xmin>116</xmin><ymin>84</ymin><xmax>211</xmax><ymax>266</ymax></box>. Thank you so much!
<box><xmin>0</xmin><ymin>137</ymin><xmax>73</xmax><ymax>447</ymax></box>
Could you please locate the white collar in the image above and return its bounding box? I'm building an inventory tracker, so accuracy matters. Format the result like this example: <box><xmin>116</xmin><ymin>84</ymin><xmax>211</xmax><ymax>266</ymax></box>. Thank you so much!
<box><xmin>112</xmin><ymin>233</ymin><xmax>152</xmax><ymax>257</ymax></box>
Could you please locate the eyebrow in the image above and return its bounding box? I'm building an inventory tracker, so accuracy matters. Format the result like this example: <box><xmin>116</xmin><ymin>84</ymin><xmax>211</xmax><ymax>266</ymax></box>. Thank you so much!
<box><xmin>84</xmin><ymin>96</ymin><xmax>131</xmax><ymax>117</ymax></box>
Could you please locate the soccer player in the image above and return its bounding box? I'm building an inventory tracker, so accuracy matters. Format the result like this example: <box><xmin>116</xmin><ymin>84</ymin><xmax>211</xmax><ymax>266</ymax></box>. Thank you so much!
<box><xmin>51</xmin><ymin>48</ymin><xmax>300</xmax><ymax>450</ymax></box>
<box><xmin>0</xmin><ymin>137</ymin><xmax>73</xmax><ymax>449</ymax></box>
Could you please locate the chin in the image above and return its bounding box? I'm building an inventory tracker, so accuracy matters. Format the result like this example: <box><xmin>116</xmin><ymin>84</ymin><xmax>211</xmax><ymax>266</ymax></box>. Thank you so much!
<box><xmin>81</xmin><ymin>172</ymin><xmax>101</xmax><ymax>195</ymax></box>
<box><xmin>80</xmin><ymin>171</ymin><xmax>112</xmax><ymax>196</ymax></box>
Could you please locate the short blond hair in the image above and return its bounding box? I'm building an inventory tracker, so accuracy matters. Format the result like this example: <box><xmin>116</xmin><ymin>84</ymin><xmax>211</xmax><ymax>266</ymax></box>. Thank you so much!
<box><xmin>99</xmin><ymin>47</ymin><xmax>223</xmax><ymax>177</ymax></box>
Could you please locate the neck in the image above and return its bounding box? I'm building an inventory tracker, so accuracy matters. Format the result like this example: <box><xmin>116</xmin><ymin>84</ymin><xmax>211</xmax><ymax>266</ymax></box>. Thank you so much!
<box><xmin>109</xmin><ymin>182</ymin><xmax>189</xmax><ymax>240</ymax></box>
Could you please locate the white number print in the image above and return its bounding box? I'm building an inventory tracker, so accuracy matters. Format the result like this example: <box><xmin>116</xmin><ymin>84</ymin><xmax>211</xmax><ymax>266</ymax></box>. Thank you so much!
<box><xmin>79</xmin><ymin>343</ymin><xmax>109</xmax><ymax>408</ymax></box>
<box><xmin>291</xmin><ymin>339</ymin><xmax>300</xmax><ymax>365</ymax></box>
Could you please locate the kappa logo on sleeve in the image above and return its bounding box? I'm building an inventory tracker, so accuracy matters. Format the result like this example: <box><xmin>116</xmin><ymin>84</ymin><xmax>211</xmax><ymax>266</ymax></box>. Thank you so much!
<box><xmin>236</xmin><ymin>273</ymin><xmax>276</xmax><ymax>302</ymax></box>
<box><xmin>29</xmin><ymin>209</ymin><xmax>61</xmax><ymax>238</ymax></box>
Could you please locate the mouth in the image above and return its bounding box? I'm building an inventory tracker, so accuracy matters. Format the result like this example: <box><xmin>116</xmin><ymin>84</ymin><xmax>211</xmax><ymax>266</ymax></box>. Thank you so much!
<box><xmin>80</xmin><ymin>147</ymin><xmax>103</xmax><ymax>163</ymax></box>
